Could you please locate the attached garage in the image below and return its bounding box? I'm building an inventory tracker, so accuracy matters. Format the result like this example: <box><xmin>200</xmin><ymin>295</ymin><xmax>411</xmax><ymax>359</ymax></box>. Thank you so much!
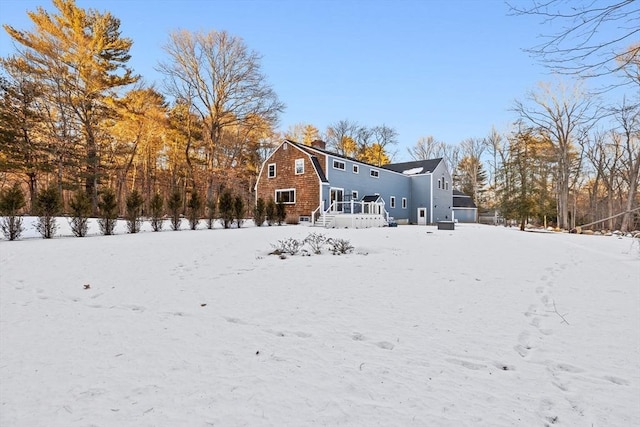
<box><xmin>452</xmin><ymin>190</ymin><xmax>477</xmax><ymax>223</ymax></box>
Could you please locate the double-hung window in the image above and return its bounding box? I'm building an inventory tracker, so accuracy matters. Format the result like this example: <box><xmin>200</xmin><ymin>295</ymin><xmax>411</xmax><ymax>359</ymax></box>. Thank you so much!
<box><xmin>295</xmin><ymin>158</ymin><xmax>304</xmax><ymax>174</ymax></box>
<box><xmin>275</xmin><ymin>189</ymin><xmax>295</xmax><ymax>204</ymax></box>
<box><xmin>268</xmin><ymin>163</ymin><xmax>276</xmax><ymax>178</ymax></box>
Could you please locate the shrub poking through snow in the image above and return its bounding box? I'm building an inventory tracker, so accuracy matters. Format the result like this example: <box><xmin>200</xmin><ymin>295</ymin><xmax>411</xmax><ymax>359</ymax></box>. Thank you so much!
<box><xmin>266</xmin><ymin>198</ymin><xmax>276</xmax><ymax>226</ymax></box>
<box><xmin>125</xmin><ymin>189</ymin><xmax>144</xmax><ymax>233</ymax></box>
<box><xmin>276</xmin><ymin>201</ymin><xmax>286</xmax><ymax>225</ymax></box>
<box><xmin>327</xmin><ymin>238</ymin><xmax>354</xmax><ymax>255</ymax></box>
<box><xmin>205</xmin><ymin>197</ymin><xmax>216</xmax><ymax>229</ymax></box>
<box><xmin>304</xmin><ymin>232</ymin><xmax>327</xmax><ymax>254</ymax></box>
<box><xmin>187</xmin><ymin>190</ymin><xmax>202</xmax><ymax>230</ymax></box>
<box><xmin>69</xmin><ymin>190</ymin><xmax>91</xmax><ymax>237</ymax></box>
<box><xmin>167</xmin><ymin>189</ymin><xmax>182</xmax><ymax>231</ymax></box>
<box><xmin>234</xmin><ymin>195</ymin><xmax>244</xmax><ymax>228</ymax></box>
<box><xmin>98</xmin><ymin>188</ymin><xmax>118</xmax><ymax>235</ymax></box>
<box><xmin>0</xmin><ymin>183</ymin><xmax>26</xmax><ymax>240</ymax></box>
<box><xmin>253</xmin><ymin>197</ymin><xmax>265</xmax><ymax>226</ymax></box>
<box><xmin>270</xmin><ymin>237</ymin><xmax>303</xmax><ymax>256</ymax></box>
<box><xmin>149</xmin><ymin>193</ymin><xmax>164</xmax><ymax>232</ymax></box>
<box><xmin>218</xmin><ymin>191</ymin><xmax>234</xmax><ymax>229</ymax></box>
<box><xmin>35</xmin><ymin>184</ymin><xmax>61</xmax><ymax>239</ymax></box>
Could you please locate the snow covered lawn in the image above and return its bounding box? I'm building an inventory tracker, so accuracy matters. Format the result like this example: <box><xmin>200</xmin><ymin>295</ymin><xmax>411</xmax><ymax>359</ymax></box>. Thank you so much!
<box><xmin>1</xmin><ymin>223</ymin><xmax>638</xmax><ymax>426</ymax></box>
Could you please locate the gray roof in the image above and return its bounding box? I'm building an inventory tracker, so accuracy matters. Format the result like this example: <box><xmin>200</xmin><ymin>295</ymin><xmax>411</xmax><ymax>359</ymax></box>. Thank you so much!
<box><xmin>453</xmin><ymin>191</ymin><xmax>477</xmax><ymax>208</ymax></box>
<box><xmin>381</xmin><ymin>158</ymin><xmax>443</xmax><ymax>174</ymax></box>
<box><xmin>362</xmin><ymin>195</ymin><xmax>383</xmax><ymax>203</ymax></box>
<box><xmin>287</xmin><ymin>139</ymin><xmax>443</xmax><ymax>175</ymax></box>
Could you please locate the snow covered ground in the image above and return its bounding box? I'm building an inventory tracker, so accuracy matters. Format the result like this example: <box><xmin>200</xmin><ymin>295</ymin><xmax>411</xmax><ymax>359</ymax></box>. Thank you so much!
<box><xmin>1</xmin><ymin>220</ymin><xmax>639</xmax><ymax>426</ymax></box>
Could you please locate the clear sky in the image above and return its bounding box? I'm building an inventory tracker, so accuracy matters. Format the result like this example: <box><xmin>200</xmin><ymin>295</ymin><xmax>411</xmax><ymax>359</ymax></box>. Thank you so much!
<box><xmin>0</xmin><ymin>0</ymin><xmax>625</xmax><ymax>161</ymax></box>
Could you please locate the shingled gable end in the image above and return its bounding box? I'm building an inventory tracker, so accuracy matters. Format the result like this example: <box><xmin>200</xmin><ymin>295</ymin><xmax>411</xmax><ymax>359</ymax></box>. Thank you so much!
<box><xmin>254</xmin><ymin>139</ymin><xmax>453</xmax><ymax>226</ymax></box>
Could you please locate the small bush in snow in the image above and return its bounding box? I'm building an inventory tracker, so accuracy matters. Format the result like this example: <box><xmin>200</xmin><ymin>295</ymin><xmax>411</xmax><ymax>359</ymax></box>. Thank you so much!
<box><xmin>327</xmin><ymin>238</ymin><xmax>354</xmax><ymax>255</ymax></box>
<box><xmin>270</xmin><ymin>237</ymin><xmax>303</xmax><ymax>256</ymax></box>
<box><xmin>68</xmin><ymin>190</ymin><xmax>91</xmax><ymax>237</ymax></box>
<box><xmin>253</xmin><ymin>197</ymin><xmax>265</xmax><ymax>226</ymax></box>
<box><xmin>98</xmin><ymin>188</ymin><xmax>118</xmax><ymax>235</ymax></box>
<box><xmin>149</xmin><ymin>193</ymin><xmax>164</xmax><ymax>232</ymax></box>
<box><xmin>167</xmin><ymin>190</ymin><xmax>182</xmax><ymax>231</ymax></box>
<box><xmin>35</xmin><ymin>184</ymin><xmax>62</xmax><ymax>239</ymax></box>
<box><xmin>125</xmin><ymin>189</ymin><xmax>144</xmax><ymax>233</ymax></box>
<box><xmin>234</xmin><ymin>195</ymin><xmax>244</xmax><ymax>228</ymax></box>
<box><xmin>218</xmin><ymin>191</ymin><xmax>234</xmax><ymax>229</ymax></box>
<box><xmin>205</xmin><ymin>197</ymin><xmax>216</xmax><ymax>230</ymax></box>
<box><xmin>265</xmin><ymin>198</ymin><xmax>276</xmax><ymax>226</ymax></box>
<box><xmin>304</xmin><ymin>232</ymin><xmax>327</xmax><ymax>254</ymax></box>
<box><xmin>276</xmin><ymin>201</ymin><xmax>286</xmax><ymax>225</ymax></box>
<box><xmin>187</xmin><ymin>190</ymin><xmax>202</xmax><ymax>230</ymax></box>
<box><xmin>0</xmin><ymin>183</ymin><xmax>26</xmax><ymax>240</ymax></box>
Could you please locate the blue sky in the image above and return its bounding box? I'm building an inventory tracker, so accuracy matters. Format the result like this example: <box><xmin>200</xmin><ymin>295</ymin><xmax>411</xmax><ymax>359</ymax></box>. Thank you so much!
<box><xmin>0</xmin><ymin>0</ymin><xmax>623</xmax><ymax>161</ymax></box>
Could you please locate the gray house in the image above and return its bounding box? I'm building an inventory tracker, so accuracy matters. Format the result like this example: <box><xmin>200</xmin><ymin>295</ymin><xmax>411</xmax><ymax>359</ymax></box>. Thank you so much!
<box><xmin>255</xmin><ymin>140</ymin><xmax>453</xmax><ymax>226</ymax></box>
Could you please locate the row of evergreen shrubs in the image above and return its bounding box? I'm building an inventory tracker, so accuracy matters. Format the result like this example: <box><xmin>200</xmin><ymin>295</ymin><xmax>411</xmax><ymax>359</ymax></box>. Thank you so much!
<box><xmin>0</xmin><ymin>183</ymin><xmax>288</xmax><ymax>241</ymax></box>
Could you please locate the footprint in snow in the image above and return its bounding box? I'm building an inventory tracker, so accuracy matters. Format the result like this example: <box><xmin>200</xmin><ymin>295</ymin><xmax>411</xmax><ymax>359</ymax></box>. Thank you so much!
<box><xmin>375</xmin><ymin>341</ymin><xmax>394</xmax><ymax>350</ymax></box>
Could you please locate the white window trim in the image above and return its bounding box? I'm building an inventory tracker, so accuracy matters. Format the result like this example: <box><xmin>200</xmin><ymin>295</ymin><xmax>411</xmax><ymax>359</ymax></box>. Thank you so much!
<box><xmin>352</xmin><ymin>190</ymin><xmax>358</xmax><ymax>200</ymax></box>
<box><xmin>353</xmin><ymin>164</ymin><xmax>359</xmax><ymax>174</ymax></box>
<box><xmin>402</xmin><ymin>197</ymin><xmax>407</xmax><ymax>209</ymax></box>
<box><xmin>390</xmin><ymin>196</ymin><xmax>396</xmax><ymax>208</ymax></box>
<box><xmin>370</xmin><ymin>169</ymin><xmax>379</xmax><ymax>178</ymax></box>
<box><xmin>333</xmin><ymin>160</ymin><xmax>346</xmax><ymax>170</ymax></box>
<box><xmin>268</xmin><ymin>163</ymin><xmax>276</xmax><ymax>178</ymax></box>
<box><xmin>275</xmin><ymin>188</ymin><xmax>296</xmax><ymax>204</ymax></box>
<box><xmin>295</xmin><ymin>158</ymin><xmax>304</xmax><ymax>175</ymax></box>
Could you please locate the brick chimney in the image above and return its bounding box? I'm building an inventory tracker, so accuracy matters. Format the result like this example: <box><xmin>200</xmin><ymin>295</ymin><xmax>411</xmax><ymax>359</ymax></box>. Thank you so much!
<box><xmin>311</xmin><ymin>139</ymin><xmax>326</xmax><ymax>150</ymax></box>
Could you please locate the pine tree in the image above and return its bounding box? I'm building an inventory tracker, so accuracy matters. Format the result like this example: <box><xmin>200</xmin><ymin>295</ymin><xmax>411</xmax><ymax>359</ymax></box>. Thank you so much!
<box><xmin>149</xmin><ymin>193</ymin><xmax>164</xmax><ymax>232</ymax></box>
<box><xmin>218</xmin><ymin>191</ymin><xmax>234</xmax><ymax>229</ymax></box>
<box><xmin>265</xmin><ymin>198</ymin><xmax>276</xmax><ymax>226</ymax></box>
<box><xmin>3</xmin><ymin>0</ymin><xmax>139</xmax><ymax>211</ymax></box>
<box><xmin>35</xmin><ymin>184</ymin><xmax>61</xmax><ymax>238</ymax></box>
<box><xmin>276</xmin><ymin>201</ymin><xmax>287</xmax><ymax>225</ymax></box>
<box><xmin>68</xmin><ymin>190</ymin><xmax>91</xmax><ymax>237</ymax></box>
<box><xmin>205</xmin><ymin>197</ymin><xmax>216</xmax><ymax>229</ymax></box>
<box><xmin>167</xmin><ymin>189</ymin><xmax>182</xmax><ymax>231</ymax></box>
<box><xmin>253</xmin><ymin>197</ymin><xmax>265</xmax><ymax>226</ymax></box>
<box><xmin>187</xmin><ymin>190</ymin><xmax>202</xmax><ymax>230</ymax></box>
<box><xmin>0</xmin><ymin>183</ymin><xmax>26</xmax><ymax>240</ymax></box>
<box><xmin>125</xmin><ymin>189</ymin><xmax>144</xmax><ymax>233</ymax></box>
<box><xmin>98</xmin><ymin>188</ymin><xmax>118</xmax><ymax>235</ymax></box>
<box><xmin>233</xmin><ymin>196</ymin><xmax>244</xmax><ymax>228</ymax></box>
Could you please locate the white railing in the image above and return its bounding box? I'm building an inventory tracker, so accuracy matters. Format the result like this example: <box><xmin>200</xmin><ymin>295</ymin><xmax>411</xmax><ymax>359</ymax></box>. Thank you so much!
<box><xmin>311</xmin><ymin>200</ymin><xmax>389</xmax><ymax>228</ymax></box>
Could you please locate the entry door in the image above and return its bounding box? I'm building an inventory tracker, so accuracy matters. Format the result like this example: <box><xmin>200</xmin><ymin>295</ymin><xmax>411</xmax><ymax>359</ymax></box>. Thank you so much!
<box><xmin>417</xmin><ymin>207</ymin><xmax>427</xmax><ymax>225</ymax></box>
<box><xmin>330</xmin><ymin>188</ymin><xmax>344</xmax><ymax>212</ymax></box>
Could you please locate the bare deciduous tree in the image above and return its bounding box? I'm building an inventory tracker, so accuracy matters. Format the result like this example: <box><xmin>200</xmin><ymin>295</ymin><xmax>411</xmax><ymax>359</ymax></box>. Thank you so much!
<box><xmin>510</xmin><ymin>0</ymin><xmax>639</xmax><ymax>86</ymax></box>
<box><xmin>158</xmin><ymin>29</ymin><xmax>284</xmax><ymax>196</ymax></box>
<box><xmin>514</xmin><ymin>80</ymin><xmax>598</xmax><ymax>229</ymax></box>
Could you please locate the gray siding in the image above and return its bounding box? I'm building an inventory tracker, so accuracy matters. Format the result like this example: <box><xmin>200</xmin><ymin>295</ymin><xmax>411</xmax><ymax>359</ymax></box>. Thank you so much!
<box><xmin>408</xmin><ymin>174</ymin><xmax>430</xmax><ymax>223</ymax></box>
<box><xmin>453</xmin><ymin>208</ymin><xmax>477</xmax><ymax>223</ymax></box>
<box><xmin>430</xmin><ymin>161</ymin><xmax>453</xmax><ymax>222</ymax></box>
<box><xmin>322</xmin><ymin>156</ymin><xmax>412</xmax><ymax>221</ymax></box>
<box><xmin>313</xmin><ymin>151</ymin><xmax>453</xmax><ymax>224</ymax></box>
